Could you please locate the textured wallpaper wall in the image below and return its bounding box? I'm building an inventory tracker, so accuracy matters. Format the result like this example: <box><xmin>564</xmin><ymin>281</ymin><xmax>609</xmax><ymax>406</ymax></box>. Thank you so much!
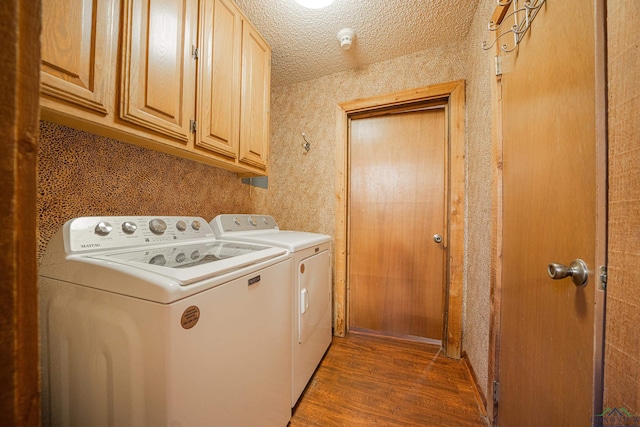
<box><xmin>37</xmin><ymin>121</ymin><xmax>264</xmax><ymax>261</ymax></box>
<box><xmin>462</xmin><ymin>0</ymin><xmax>496</xmax><ymax>398</ymax></box>
<box><xmin>265</xmin><ymin>42</ymin><xmax>468</xmax><ymax>235</ymax></box>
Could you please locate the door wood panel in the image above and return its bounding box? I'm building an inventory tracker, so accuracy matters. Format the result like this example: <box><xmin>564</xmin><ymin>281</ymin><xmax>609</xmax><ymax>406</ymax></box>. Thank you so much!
<box><xmin>120</xmin><ymin>0</ymin><xmax>197</xmax><ymax>143</ymax></box>
<box><xmin>41</xmin><ymin>0</ymin><xmax>117</xmax><ymax>114</ymax></box>
<box><xmin>0</xmin><ymin>1</ymin><xmax>40</xmax><ymax>423</ymax></box>
<box><xmin>497</xmin><ymin>0</ymin><xmax>603</xmax><ymax>425</ymax></box>
<box><xmin>239</xmin><ymin>22</ymin><xmax>271</xmax><ymax>170</ymax></box>
<box><xmin>349</xmin><ymin>109</ymin><xmax>446</xmax><ymax>340</ymax></box>
<box><xmin>196</xmin><ymin>0</ymin><xmax>242</xmax><ymax>159</ymax></box>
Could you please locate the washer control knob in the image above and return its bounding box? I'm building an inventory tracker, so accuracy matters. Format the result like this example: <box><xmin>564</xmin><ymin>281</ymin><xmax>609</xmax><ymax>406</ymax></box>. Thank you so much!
<box><xmin>176</xmin><ymin>220</ymin><xmax>187</xmax><ymax>231</ymax></box>
<box><xmin>190</xmin><ymin>250</ymin><xmax>200</xmax><ymax>260</ymax></box>
<box><xmin>122</xmin><ymin>221</ymin><xmax>137</xmax><ymax>234</ymax></box>
<box><xmin>149</xmin><ymin>254</ymin><xmax>166</xmax><ymax>266</ymax></box>
<box><xmin>248</xmin><ymin>216</ymin><xmax>257</xmax><ymax>226</ymax></box>
<box><xmin>94</xmin><ymin>221</ymin><xmax>113</xmax><ymax>236</ymax></box>
<box><xmin>175</xmin><ymin>253</ymin><xmax>186</xmax><ymax>263</ymax></box>
<box><xmin>191</xmin><ymin>220</ymin><xmax>201</xmax><ymax>231</ymax></box>
<box><xmin>262</xmin><ymin>217</ymin><xmax>269</xmax><ymax>225</ymax></box>
<box><xmin>149</xmin><ymin>218</ymin><xmax>167</xmax><ymax>235</ymax></box>
<box><xmin>233</xmin><ymin>217</ymin><xmax>241</xmax><ymax>225</ymax></box>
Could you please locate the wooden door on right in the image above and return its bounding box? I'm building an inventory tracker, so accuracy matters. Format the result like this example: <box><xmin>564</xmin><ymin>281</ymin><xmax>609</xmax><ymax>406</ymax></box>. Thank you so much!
<box><xmin>497</xmin><ymin>0</ymin><xmax>604</xmax><ymax>425</ymax></box>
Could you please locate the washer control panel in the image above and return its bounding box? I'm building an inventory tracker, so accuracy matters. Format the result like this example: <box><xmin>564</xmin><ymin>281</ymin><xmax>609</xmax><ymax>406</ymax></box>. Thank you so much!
<box><xmin>211</xmin><ymin>214</ymin><xmax>279</xmax><ymax>236</ymax></box>
<box><xmin>65</xmin><ymin>216</ymin><xmax>214</xmax><ymax>253</ymax></box>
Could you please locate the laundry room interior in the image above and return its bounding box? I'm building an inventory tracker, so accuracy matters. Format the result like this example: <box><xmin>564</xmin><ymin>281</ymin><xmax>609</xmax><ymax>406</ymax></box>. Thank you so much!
<box><xmin>2</xmin><ymin>0</ymin><xmax>639</xmax><ymax>425</ymax></box>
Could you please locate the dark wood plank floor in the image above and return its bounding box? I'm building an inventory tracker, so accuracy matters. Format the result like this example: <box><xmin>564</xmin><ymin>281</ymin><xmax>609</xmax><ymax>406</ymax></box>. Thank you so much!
<box><xmin>290</xmin><ymin>332</ymin><xmax>488</xmax><ymax>426</ymax></box>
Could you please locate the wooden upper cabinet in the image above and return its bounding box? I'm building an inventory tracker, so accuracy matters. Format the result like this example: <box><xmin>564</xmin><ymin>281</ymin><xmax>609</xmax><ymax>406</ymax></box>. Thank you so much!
<box><xmin>40</xmin><ymin>0</ymin><xmax>270</xmax><ymax>175</ymax></box>
<box><xmin>239</xmin><ymin>21</ymin><xmax>271</xmax><ymax>171</ymax></box>
<box><xmin>196</xmin><ymin>0</ymin><xmax>242</xmax><ymax>159</ymax></box>
<box><xmin>197</xmin><ymin>0</ymin><xmax>271</xmax><ymax>173</ymax></box>
<box><xmin>40</xmin><ymin>0</ymin><xmax>117</xmax><ymax>115</ymax></box>
<box><xmin>120</xmin><ymin>0</ymin><xmax>198</xmax><ymax>144</ymax></box>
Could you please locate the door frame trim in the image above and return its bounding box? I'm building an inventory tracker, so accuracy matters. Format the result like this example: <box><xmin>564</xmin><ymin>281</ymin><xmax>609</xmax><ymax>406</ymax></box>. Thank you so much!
<box><xmin>333</xmin><ymin>80</ymin><xmax>466</xmax><ymax>358</ymax></box>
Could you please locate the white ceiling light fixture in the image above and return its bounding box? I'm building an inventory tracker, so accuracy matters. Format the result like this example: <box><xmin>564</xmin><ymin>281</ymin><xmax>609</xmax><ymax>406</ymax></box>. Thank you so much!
<box><xmin>336</xmin><ymin>28</ymin><xmax>355</xmax><ymax>50</ymax></box>
<box><xmin>295</xmin><ymin>0</ymin><xmax>335</xmax><ymax>9</ymax></box>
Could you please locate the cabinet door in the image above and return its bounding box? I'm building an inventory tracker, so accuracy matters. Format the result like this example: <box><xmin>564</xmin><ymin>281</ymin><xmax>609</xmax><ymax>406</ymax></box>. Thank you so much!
<box><xmin>196</xmin><ymin>0</ymin><xmax>242</xmax><ymax>159</ymax></box>
<box><xmin>121</xmin><ymin>0</ymin><xmax>197</xmax><ymax>144</ymax></box>
<box><xmin>41</xmin><ymin>0</ymin><xmax>117</xmax><ymax>115</ymax></box>
<box><xmin>239</xmin><ymin>22</ymin><xmax>271</xmax><ymax>171</ymax></box>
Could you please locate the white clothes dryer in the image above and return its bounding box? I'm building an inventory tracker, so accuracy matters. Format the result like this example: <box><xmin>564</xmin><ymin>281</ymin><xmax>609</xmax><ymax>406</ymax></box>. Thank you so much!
<box><xmin>39</xmin><ymin>216</ymin><xmax>292</xmax><ymax>426</ymax></box>
<box><xmin>210</xmin><ymin>214</ymin><xmax>332</xmax><ymax>406</ymax></box>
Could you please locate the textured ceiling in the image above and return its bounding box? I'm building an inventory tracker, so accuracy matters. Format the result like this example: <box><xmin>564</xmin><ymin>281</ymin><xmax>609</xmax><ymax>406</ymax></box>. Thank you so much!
<box><xmin>234</xmin><ymin>0</ymin><xmax>481</xmax><ymax>87</ymax></box>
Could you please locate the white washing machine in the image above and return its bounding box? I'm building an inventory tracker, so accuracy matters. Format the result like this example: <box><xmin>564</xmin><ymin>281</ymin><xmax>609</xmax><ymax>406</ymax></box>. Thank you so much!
<box><xmin>39</xmin><ymin>216</ymin><xmax>292</xmax><ymax>427</ymax></box>
<box><xmin>210</xmin><ymin>214</ymin><xmax>332</xmax><ymax>406</ymax></box>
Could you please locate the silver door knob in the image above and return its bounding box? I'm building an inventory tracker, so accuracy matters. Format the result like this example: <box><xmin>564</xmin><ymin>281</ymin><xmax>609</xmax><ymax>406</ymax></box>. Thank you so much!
<box><xmin>433</xmin><ymin>234</ymin><xmax>443</xmax><ymax>244</ymax></box>
<box><xmin>547</xmin><ymin>259</ymin><xmax>588</xmax><ymax>286</ymax></box>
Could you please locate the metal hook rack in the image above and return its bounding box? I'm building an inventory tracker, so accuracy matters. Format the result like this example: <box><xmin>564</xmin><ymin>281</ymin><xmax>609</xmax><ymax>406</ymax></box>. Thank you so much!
<box><xmin>302</xmin><ymin>133</ymin><xmax>311</xmax><ymax>155</ymax></box>
<box><xmin>482</xmin><ymin>0</ymin><xmax>546</xmax><ymax>53</ymax></box>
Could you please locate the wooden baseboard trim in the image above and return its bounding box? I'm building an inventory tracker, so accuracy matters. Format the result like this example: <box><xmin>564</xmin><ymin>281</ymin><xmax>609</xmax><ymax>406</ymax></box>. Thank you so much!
<box><xmin>462</xmin><ymin>351</ymin><xmax>488</xmax><ymax>418</ymax></box>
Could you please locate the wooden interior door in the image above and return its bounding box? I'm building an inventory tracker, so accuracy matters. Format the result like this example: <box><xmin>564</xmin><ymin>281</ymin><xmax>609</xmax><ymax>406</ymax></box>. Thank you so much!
<box><xmin>497</xmin><ymin>0</ymin><xmax>603</xmax><ymax>425</ymax></box>
<box><xmin>348</xmin><ymin>108</ymin><xmax>446</xmax><ymax>341</ymax></box>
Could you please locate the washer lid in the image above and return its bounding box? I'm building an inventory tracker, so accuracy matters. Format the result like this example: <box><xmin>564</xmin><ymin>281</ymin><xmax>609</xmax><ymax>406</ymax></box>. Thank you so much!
<box><xmin>210</xmin><ymin>214</ymin><xmax>331</xmax><ymax>251</ymax></box>
<box><xmin>218</xmin><ymin>231</ymin><xmax>330</xmax><ymax>252</ymax></box>
<box><xmin>88</xmin><ymin>240</ymin><xmax>287</xmax><ymax>285</ymax></box>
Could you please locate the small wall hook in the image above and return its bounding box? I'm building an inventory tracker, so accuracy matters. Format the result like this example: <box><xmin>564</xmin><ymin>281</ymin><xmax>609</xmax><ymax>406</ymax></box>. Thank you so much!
<box><xmin>302</xmin><ymin>133</ymin><xmax>311</xmax><ymax>154</ymax></box>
